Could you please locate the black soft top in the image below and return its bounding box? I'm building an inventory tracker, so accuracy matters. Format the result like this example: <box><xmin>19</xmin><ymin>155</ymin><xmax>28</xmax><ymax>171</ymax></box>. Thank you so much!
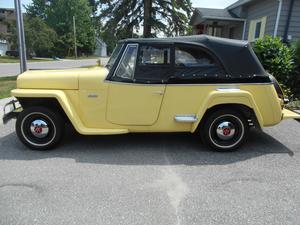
<box><xmin>121</xmin><ymin>35</ymin><xmax>266</xmax><ymax>79</ymax></box>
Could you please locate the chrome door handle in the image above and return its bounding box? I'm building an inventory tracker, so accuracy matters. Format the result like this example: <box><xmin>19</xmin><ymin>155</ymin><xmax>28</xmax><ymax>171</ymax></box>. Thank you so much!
<box><xmin>152</xmin><ymin>90</ymin><xmax>164</xmax><ymax>95</ymax></box>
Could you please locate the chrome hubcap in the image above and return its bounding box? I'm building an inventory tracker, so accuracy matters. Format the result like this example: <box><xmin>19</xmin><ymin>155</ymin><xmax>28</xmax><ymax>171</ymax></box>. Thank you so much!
<box><xmin>216</xmin><ymin>121</ymin><xmax>235</xmax><ymax>140</ymax></box>
<box><xmin>30</xmin><ymin>119</ymin><xmax>49</xmax><ymax>138</ymax></box>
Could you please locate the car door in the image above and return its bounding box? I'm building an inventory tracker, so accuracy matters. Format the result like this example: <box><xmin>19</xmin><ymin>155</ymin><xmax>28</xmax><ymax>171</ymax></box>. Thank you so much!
<box><xmin>158</xmin><ymin>43</ymin><xmax>227</xmax><ymax>128</ymax></box>
<box><xmin>106</xmin><ymin>43</ymin><xmax>172</xmax><ymax>126</ymax></box>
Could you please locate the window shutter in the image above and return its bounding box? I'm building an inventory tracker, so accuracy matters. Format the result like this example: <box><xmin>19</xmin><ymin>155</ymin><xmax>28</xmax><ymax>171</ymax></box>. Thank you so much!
<box><xmin>248</xmin><ymin>20</ymin><xmax>255</xmax><ymax>41</ymax></box>
<box><xmin>259</xmin><ymin>16</ymin><xmax>267</xmax><ymax>38</ymax></box>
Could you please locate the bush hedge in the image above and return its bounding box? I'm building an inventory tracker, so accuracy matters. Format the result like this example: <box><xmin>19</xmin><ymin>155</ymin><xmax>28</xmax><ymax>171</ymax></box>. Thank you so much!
<box><xmin>253</xmin><ymin>35</ymin><xmax>300</xmax><ymax>99</ymax></box>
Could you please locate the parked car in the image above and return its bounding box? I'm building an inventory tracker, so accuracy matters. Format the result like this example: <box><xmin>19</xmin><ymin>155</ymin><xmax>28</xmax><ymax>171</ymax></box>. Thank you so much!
<box><xmin>5</xmin><ymin>50</ymin><xmax>36</xmax><ymax>58</ymax></box>
<box><xmin>3</xmin><ymin>35</ymin><xmax>300</xmax><ymax>151</ymax></box>
<box><xmin>6</xmin><ymin>50</ymin><xmax>19</xmax><ymax>57</ymax></box>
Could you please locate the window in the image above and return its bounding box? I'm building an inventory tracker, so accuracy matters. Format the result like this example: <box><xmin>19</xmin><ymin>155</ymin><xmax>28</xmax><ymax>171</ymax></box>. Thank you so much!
<box><xmin>229</xmin><ymin>27</ymin><xmax>235</xmax><ymax>39</ymax></box>
<box><xmin>139</xmin><ymin>46</ymin><xmax>170</xmax><ymax>65</ymax></box>
<box><xmin>106</xmin><ymin>43</ymin><xmax>123</xmax><ymax>70</ymax></box>
<box><xmin>175</xmin><ymin>46</ymin><xmax>215</xmax><ymax>67</ymax></box>
<box><xmin>254</xmin><ymin>22</ymin><xmax>261</xmax><ymax>39</ymax></box>
<box><xmin>114</xmin><ymin>44</ymin><xmax>138</xmax><ymax>80</ymax></box>
<box><xmin>207</xmin><ymin>26</ymin><xmax>222</xmax><ymax>37</ymax></box>
<box><xmin>134</xmin><ymin>44</ymin><xmax>172</xmax><ymax>83</ymax></box>
<box><xmin>248</xmin><ymin>17</ymin><xmax>267</xmax><ymax>42</ymax></box>
<box><xmin>174</xmin><ymin>45</ymin><xmax>225</xmax><ymax>79</ymax></box>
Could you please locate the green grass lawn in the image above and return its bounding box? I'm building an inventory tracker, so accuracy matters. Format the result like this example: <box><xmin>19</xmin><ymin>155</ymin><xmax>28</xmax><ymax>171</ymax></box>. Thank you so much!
<box><xmin>0</xmin><ymin>76</ymin><xmax>17</xmax><ymax>99</ymax></box>
<box><xmin>0</xmin><ymin>56</ymin><xmax>51</xmax><ymax>63</ymax></box>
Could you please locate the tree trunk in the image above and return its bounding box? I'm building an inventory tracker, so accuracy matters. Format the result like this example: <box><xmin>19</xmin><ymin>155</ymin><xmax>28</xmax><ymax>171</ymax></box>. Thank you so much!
<box><xmin>143</xmin><ymin>0</ymin><xmax>152</xmax><ymax>38</ymax></box>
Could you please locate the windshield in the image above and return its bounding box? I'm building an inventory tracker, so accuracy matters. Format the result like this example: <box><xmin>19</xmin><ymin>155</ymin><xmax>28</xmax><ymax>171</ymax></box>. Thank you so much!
<box><xmin>106</xmin><ymin>44</ymin><xmax>123</xmax><ymax>70</ymax></box>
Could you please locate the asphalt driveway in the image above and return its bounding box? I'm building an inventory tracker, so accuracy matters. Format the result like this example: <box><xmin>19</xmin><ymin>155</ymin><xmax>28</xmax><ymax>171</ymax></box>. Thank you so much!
<box><xmin>0</xmin><ymin>108</ymin><xmax>300</xmax><ymax>225</ymax></box>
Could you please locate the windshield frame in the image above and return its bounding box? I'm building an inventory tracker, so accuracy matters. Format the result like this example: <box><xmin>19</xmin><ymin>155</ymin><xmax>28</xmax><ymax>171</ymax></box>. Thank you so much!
<box><xmin>106</xmin><ymin>43</ymin><xmax>124</xmax><ymax>70</ymax></box>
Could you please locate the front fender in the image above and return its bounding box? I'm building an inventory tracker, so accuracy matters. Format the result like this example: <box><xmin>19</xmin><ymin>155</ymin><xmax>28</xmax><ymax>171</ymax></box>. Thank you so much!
<box><xmin>11</xmin><ymin>89</ymin><xmax>128</xmax><ymax>135</ymax></box>
<box><xmin>191</xmin><ymin>89</ymin><xmax>264</xmax><ymax>132</ymax></box>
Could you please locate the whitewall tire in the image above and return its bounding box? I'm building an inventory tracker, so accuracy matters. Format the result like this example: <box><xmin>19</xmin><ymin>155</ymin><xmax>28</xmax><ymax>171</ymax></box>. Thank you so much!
<box><xmin>201</xmin><ymin>109</ymin><xmax>249</xmax><ymax>152</ymax></box>
<box><xmin>16</xmin><ymin>107</ymin><xmax>64</xmax><ymax>150</ymax></box>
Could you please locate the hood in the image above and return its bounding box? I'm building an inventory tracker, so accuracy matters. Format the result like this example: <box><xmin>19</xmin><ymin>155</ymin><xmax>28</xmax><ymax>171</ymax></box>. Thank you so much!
<box><xmin>17</xmin><ymin>67</ymin><xmax>108</xmax><ymax>90</ymax></box>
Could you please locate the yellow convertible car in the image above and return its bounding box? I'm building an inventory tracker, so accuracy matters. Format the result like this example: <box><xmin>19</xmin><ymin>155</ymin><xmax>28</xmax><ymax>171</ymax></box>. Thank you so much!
<box><xmin>3</xmin><ymin>35</ymin><xmax>300</xmax><ymax>151</ymax></box>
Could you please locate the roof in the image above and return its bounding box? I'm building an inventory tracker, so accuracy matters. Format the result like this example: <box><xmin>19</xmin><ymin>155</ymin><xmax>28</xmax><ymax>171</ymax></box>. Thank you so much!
<box><xmin>195</xmin><ymin>7</ymin><xmax>237</xmax><ymax>19</ymax></box>
<box><xmin>190</xmin><ymin>7</ymin><xmax>245</xmax><ymax>25</ymax></box>
<box><xmin>227</xmin><ymin>0</ymin><xmax>253</xmax><ymax>10</ymax></box>
<box><xmin>96</xmin><ymin>37</ymin><xmax>107</xmax><ymax>46</ymax></box>
<box><xmin>121</xmin><ymin>35</ymin><xmax>266</xmax><ymax>78</ymax></box>
<box><xmin>0</xmin><ymin>8</ymin><xmax>15</xmax><ymax>12</ymax></box>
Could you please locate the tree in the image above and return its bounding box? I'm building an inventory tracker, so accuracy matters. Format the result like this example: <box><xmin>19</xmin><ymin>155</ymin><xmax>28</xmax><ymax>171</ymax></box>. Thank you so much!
<box><xmin>25</xmin><ymin>0</ymin><xmax>51</xmax><ymax>19</ymax></box>
<box><xmin>47</xmin><ymin>0</ymin><xmax>95</xmax><ymax>56</ymax></box>
<box><xmin>24</xmin><ymin>15</ymin><xmax>57</xmax><ymax>57</ymax></box>
<box><xmin>5</xmin><ymin>15</ymin><xmax>57</xmax><ymax>57</ymax></box>
<box><xmin>98</xmin><ymin>0</ymin><xmax>192</xmax><ymax>39</ymax></box>
<box><xmin>26</xmin><ymin>0</ymin><xmax>96</xmax><ymax>56</ymax></box>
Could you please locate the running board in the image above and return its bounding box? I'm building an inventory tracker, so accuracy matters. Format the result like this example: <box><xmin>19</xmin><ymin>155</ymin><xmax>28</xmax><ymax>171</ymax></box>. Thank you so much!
<box><xmin>174</xmin><ymin>115</ymin><xmax>198</xmax><ymax>123</ymax></box>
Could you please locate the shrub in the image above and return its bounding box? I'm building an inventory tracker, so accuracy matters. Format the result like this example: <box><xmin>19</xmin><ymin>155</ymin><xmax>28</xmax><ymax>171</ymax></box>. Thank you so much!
<box><xmin>294</xmin><ymin>39</ymin><xmax>300</xmax><ymax>65</ymax></box>
<box><xmin>253</xmin><ymin>35</ymin><xmax>297</xmax><ymax>98</ymax></box>
<box><xmin>291</xmin><ymin>39</ymin><xmax>300</xmax><ymax>99</ymax></box>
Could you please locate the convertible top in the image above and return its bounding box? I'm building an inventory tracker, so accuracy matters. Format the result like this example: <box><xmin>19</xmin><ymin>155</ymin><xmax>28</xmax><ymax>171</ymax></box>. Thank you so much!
<box><xmin>122</xmin><ymin>35</ymin><xmax>267</xmax><ymax>79</ymax></box>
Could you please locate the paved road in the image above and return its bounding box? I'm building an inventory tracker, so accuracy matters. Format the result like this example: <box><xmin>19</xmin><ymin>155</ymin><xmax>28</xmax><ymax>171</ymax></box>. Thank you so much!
<box><xmin>0</xmin><ymin>58</ymin><xmax>109</xmax><ymax>77</ymax></box>
<box><xmin>1</xmin><ymin>100</ymin><xmax>300</xmax><ymax>224</ymax></box>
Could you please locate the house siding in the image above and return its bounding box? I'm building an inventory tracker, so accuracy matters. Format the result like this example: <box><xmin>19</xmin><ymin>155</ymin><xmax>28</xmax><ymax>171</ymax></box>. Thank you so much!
<box><xmin>280</xmin><ymin>0</ymin><xmax>300</xmax><ymax>41</ymax></box>
<box><xmin>244</xmin><ymin>0</ymin><xmax>278</xmax><ymax>40</ymax></box>
<box><xmin>0</xmin><ymin>8</ymin><xmax>15</xmax><ymax>51</ymax></box>
<box><xmin>243</xmin><ymin>0</ymin><xmax>300</xmax><ymax>41</ymax></box>
<box><xmin>190</xmin><ymin>0</ymin><xmax>300</xmax><ymax>42</ymax></box>
<box><xmin>276</xmin><ymin>0</ymin><xmax>291</xmax><ymax>39</ymax></box>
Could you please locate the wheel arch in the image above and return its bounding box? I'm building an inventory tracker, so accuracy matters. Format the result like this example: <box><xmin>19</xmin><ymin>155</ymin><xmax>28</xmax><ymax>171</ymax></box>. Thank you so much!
<box><xmin>17</xmin><ymin>97</ymin><xmax>70</xmax><ymax>124</ymax></box>
<box><xmin>11</xmin><ymin>89</ymin><xmax>83</xmax><ymax>133</ymax></box>
<box><xmin>196</xmin><ymin>103</ymin><xmax>261</xmax><ymax>131</ymax></box>
<box><xmin>191</xmin><ymin>91</ymin><xmax>264</xmax><ymax>132</ymax></box>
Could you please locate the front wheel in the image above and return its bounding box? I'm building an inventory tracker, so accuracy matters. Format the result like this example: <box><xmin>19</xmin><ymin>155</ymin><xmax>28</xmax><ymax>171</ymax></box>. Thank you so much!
<box><xmin>201</xmin><ymin>109</ymin><xmax>249</xmax><ymax>152</ymax></box>
<box><xmin>16</xmin><ymin>107</ymin><xmax>64</xmax><ymax>150</ymax></box>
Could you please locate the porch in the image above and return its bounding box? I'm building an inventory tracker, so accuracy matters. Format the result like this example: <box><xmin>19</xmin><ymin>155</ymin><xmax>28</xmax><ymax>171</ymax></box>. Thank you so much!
<box><xmin>190</xmin><ymin>8</ymin><xmax>246</xmax><ymax>40</ymax></box>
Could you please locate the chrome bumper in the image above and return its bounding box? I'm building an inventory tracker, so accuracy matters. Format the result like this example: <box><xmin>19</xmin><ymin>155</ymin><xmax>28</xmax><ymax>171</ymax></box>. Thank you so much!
<box><xmin>2</xmin><ymin>99</ymin><xmax>21</xmax><ymax>124</ymax></box>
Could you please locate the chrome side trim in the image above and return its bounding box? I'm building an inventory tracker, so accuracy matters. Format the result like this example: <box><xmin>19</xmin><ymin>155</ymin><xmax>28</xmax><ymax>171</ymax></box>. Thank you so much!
<box><xmin>174</xmin><ymin>115</ymin><xmax>198</xmax><ymax>123</ymax></box>
<box><xmin>216</xmin><ymin>88</ymin><xmax>240</xmax><ymax>92</ymax></box>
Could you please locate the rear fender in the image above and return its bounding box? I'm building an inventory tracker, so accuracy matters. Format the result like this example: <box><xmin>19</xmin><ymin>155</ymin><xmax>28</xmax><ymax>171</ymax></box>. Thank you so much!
<box><xmin>191</xmin><ymin>89</ymin><xmax>264</xmax><ymax>132</ymax></box>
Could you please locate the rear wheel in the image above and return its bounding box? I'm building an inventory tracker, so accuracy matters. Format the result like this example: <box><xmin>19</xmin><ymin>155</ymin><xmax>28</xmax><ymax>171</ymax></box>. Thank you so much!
<box><xmin>16</xmin><ymin>107</ymin><xmax>64</xmax><ymax>150</ymax></box>
<box><xmin>201</xmin><ymin>109</ymin><xmax>249</xmax><ymax>152</ymax></box>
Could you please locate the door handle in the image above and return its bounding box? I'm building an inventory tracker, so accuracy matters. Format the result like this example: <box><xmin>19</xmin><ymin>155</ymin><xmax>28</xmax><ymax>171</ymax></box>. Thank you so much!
<box><xmin>152</xmin><ymin>90</ymin><xmax>164</xmax><ymax>95</ymax></box>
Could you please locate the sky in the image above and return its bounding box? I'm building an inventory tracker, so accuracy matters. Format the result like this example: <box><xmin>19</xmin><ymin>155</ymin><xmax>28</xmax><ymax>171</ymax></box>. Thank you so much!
<box><xmin>0</xmin><ymin>0</ymin><xmax>238</xmax><ymax>10</ymax></box>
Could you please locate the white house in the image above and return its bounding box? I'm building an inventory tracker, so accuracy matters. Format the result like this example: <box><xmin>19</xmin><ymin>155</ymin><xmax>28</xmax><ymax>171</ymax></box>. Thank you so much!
<box><xmin>94</xmin><ymin>37</ymin><xmax>107</xmax><ymax>57</ymax></box>
<box><xmin>0</xmin><ymin>39</ymin><xmax>8</xmax><ymax>56</ymax></box>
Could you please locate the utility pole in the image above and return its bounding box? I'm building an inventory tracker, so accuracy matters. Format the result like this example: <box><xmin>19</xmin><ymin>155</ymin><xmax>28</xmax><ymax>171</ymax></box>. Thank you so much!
<box><xmin>73</xmin><ymin>16</ymin><xmax>77</xmax><ymax>59</ymax></box>
<box><xmin>14</xmin><ymin>0</ymin><xmax>27</xmax><ymax>73</ymax></box>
